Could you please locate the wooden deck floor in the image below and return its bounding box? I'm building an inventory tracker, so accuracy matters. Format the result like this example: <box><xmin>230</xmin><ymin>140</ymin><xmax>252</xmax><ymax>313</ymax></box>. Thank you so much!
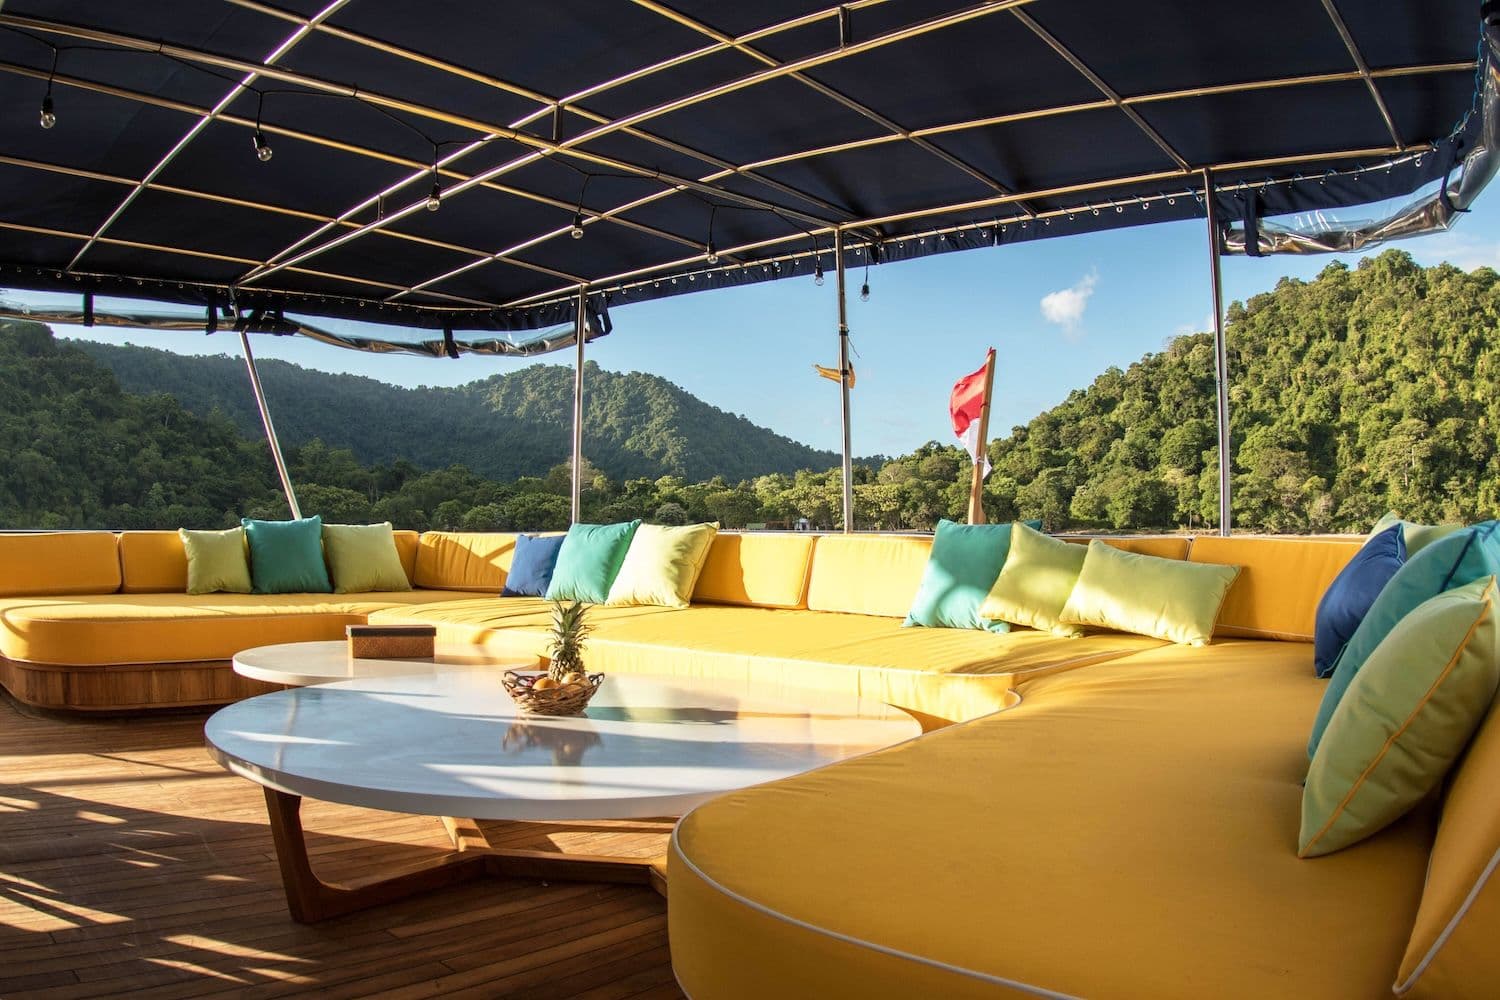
<box><xmin>0</xmin><ymin>693</ymin><xmax>683</xmax><ymax>999</ymax></box>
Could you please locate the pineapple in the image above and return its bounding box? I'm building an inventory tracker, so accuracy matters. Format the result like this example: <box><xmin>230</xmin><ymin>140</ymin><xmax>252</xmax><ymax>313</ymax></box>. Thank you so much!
<box><xmin>545</xmin><ymin>599</ymin><xmax>591</xmax><ymax>683</ymax></box>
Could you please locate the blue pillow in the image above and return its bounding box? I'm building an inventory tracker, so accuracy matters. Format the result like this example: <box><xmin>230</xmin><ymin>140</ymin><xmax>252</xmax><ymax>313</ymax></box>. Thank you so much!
<box><xmin>1313</xmin><ymin>524</ymin><xmax>1405</xmax><ymax>678</ymax></box>
<box><xmin>502</xmin><ymin>533</ymin><xmax>565</xmax><ymax>597</ymax></box>
<box><xmin>904</xmin><ymin>519</ymin><xmax>1014</xmax><ymax>631</ymax></box>
<box><xmin>1309</xmin><ymin>521</ymin><xmax>1500</xmax><ymax>758</ymax></box>
<box><xmin>241</xmin><ymin>516</ymin><xmax>332</xmax><ymax>594</ymax></box>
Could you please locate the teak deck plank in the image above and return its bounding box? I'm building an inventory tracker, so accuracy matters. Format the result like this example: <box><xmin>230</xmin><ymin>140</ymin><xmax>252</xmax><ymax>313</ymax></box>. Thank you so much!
<box><xmin>0</xmin><ymin>694</ymin><xmax>683</xmax><ymax>999</ymax></box>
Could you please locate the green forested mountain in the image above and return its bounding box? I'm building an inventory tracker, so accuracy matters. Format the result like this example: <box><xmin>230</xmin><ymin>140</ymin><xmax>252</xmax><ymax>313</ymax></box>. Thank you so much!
<box><xmin>979</xmin><ymin>250</ymin><xmax>1499</xmax><ymax>532</ymax></box>
<box><xmin>70</xmin><ymin>341</ymin><xmax>840</xmax><ymax>482</ymax></box>
<box><xmin>4</xmin><ymin>250</ymin><xmax>1497</xmax><ymax>534</ymax></box>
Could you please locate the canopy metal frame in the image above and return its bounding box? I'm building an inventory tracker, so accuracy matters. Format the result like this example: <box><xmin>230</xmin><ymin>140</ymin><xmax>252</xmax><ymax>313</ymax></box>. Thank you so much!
<box><xmin>0</xmin><ymin>1</ymin><xmax>1491</xmax><ymax>535</ymax></box>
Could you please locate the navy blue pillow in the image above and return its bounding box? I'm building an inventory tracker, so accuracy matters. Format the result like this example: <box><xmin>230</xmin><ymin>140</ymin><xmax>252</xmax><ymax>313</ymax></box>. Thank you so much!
<box><xmin>502</xmin><ymin>534</ymin><xmax>566</xmax><ymax>597</ymax></box>
<box><xmin>1313</xmin><ymin>524</ymin><xmax>1406</xmax><ymax>677</ymax></box>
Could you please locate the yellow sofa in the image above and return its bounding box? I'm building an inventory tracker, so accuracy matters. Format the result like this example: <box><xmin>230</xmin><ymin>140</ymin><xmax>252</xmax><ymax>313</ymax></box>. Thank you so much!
<box><xmin>666</xmin><ymin>535</ymin><xmax>1500</xmax><ymax>998</ymax></box>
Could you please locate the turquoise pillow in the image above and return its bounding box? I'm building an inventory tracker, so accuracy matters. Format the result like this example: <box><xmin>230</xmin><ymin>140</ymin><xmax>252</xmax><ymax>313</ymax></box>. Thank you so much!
<box><xmin>904</xmin><ymin>519</ymin><xmax>1014</xmax><ymax>631</ymax></box>
<box><xmin>1309</xmin><ymin>521</ymin><xmax>1500</xmax><ymax>758</ymax></box>
<box><xmin>545</xmin><ymin>520</ymin><xmax>641</xmax><ymax>603</ymax></box>
<box><xmin>241</xmin><ymin>516</ymin><xmax>332</xmax><ymax>594</ymax></box>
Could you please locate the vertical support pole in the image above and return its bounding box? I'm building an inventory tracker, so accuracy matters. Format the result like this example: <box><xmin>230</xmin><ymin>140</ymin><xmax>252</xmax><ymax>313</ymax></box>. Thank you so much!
<box><xmin>1203</xmin><ymin>169</ymin><xmax>1232</xmax><ymax>537</ymax></box>
<box><xmin>571</xmin><ymin>287</ymin><xmax>587</xmax><ymax>525</ymax></box>
<box><xmin>835</xmin><ymin>229</ymin><xmax>854</xmax><ymax>534</ymax></box>
<box><xmin>238</xmin><ymin>329</ymin><xmax>301</xmax><ymax>519</ymax></box>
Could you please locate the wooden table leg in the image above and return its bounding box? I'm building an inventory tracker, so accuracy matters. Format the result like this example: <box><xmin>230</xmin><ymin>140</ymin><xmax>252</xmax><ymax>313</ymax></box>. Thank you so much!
<box><xmin>262</xmin><ymin>789</ymin><xmax>667</xmax><ymax>923</ymax></box>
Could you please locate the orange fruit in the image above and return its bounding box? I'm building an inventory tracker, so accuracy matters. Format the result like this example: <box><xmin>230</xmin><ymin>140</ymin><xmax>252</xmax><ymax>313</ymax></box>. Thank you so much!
<box><xmin>532</xmin><ymin>676</ymin><xmax>558</xmax><ymax>691</ymax></box>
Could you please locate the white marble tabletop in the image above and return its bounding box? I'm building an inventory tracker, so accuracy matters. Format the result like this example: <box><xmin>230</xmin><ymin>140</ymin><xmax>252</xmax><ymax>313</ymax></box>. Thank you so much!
<box><xmin>232</xmin><ymin>640</ymin><xmax>539</xmax><ymax>687</ymax></box>
<box><xmin>205</xmin><ymin>672</ymin><xmax>921</xmax><ymax>820</ymax></box>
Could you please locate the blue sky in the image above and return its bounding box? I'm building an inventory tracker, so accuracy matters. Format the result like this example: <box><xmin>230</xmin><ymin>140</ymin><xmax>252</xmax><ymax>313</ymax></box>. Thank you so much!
<box><xmin>18</xmin><ymin>189</ymin><xmax>1500</xmax><ymax>459</ymax></box>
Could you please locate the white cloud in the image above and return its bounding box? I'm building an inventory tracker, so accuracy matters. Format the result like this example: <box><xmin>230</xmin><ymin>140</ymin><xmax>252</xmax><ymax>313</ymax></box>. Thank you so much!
<box><xmin>1039</xmin><ymin>269</ymin><xmax>1097</xmax><ymax>337</ymax></box>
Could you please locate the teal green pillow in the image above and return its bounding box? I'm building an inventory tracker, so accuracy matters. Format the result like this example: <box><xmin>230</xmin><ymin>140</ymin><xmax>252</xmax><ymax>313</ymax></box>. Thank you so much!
<box><xmin>1310</xmin><ymin>521</ymin><xmax>1500</xmax><ymax>758</ymax></box>
<box><xmin>545</xmin><ymin>520</ymin><xmax>641</xmax><ymax>603</ymax></box>
<box><xmin>904</xmin><ymin>520</ymin><xmax>1014</xmax><ymax>631</ymax></box>
<box><xmin>1371</xmin><ymin>511</ymin><xmax>1462</xmax><ymax>557</ymax></box>
<box><xmin>1301</xmin><ymin>577</ymin><xmax>1500</xmax><ymax>857</ymax></box>
<box><xmin>241</xmin><ymin>516</ymin><xmax>332</xmax><ymax>594</ymax></box>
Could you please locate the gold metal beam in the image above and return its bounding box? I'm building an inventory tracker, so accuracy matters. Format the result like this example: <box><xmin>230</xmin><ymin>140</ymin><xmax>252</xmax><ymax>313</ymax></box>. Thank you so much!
<box><xmin>67</xmin><ymin>1</ymin><xmax>350</xmax><ymax>270</ymax></box>
<box><xmin>499</xmin><ymin>143</ymin><xmax>1418</xmax><ymax>309</ymax></box>
<box><xmin>1319</xmin><ymin>0</ymin><xmax>1404</xmax><ymax>149</ymax></box>
<box><xmin>1009</xmin><ymin>8</ymin><xmax>1190</xmax><ymax>172</ymax></box>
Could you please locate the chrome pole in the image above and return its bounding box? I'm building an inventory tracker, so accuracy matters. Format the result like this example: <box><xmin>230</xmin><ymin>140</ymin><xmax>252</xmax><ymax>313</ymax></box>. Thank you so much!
<box><xmin>571</xmin><ymin>287</ymin><xmax>587</xmax><ymax>524</ymax></box>
<box><xmin>1203</xmin><ymin>168</ymin><xmax>1232</xmax><ymax>536</ymax></box>
<box><xmin>835</xmin><ymin>228</ymin><xmax>854</xmax><ymax>533</ymax></box>
<box><xmin>238</xmin><ymin>328</ymin><xmax>301</xmax><ymax>519</ymax></box>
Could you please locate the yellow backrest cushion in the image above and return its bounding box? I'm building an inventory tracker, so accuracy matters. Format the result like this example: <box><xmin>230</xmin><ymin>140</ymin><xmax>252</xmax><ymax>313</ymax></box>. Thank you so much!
<box><xmin>1397</xmin><ymin>685</ymin><xmax>1500</xmax><ymax>997</ymax></box>
<box><xmin>1062</xmin><ymin>535</ymin><xmax>1192</xmax><ymax>561</ymax></box>
<box><xmin>0</xmin><ymin>532</ymin><xmax>121</xmax><ymax>596</ymax></box>
<box><xmin>392</xmin><ymin>529</ymin><xmax>419</xmax><ymax>586</ymax></box>
<box><xmin>412</xmin><ymin>531</ymin><xmax>520</xmax><ymax>591</ymax></box>
<box><xmin>1189</xmin><ymin>536</ymin><xmax>1361</xmax><ymax>641</ymax></box>
<box><xmin>118</xmin><ymin>530</ymin><xmax>188</xmax><ymax>593</ymax></box>
<box><xmin>693</xmin><ymin>532</ymin><xmax>817</xmax><ymax>609</ymax></box>
<box><xmin>806</xmin><ymin>534</ymin><xmax>933</xmax><ymax>618</ymax></box>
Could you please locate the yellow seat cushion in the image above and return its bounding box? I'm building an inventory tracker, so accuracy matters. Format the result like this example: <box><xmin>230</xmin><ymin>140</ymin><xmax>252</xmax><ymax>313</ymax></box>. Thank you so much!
<box><xmin>1191</xmin><ymin>535</ymin><xmax>1361</xmax><ymax>641</ymax></box>
<box><xmin>0</xmin><ymin>532</ymin><xmax>121</xmax><ymax>596</ymax></box>
<box><xmin>693</xmin><ymin>532</ymin><xmax>815</xmax><ymax>609</ymax></box>
<box><xmin>1397</xmin><ymin>674</ymin><xmax>1500</xmax><ymax>997</ymax></box>
<box><xmin>412</xmin><ymin>531</ymin><xmax>520</xmax><ymax>591</ymax></box>
<box><xmin>372</xmin><ymin>600</ymin><xmax>1164</xmax><ymax>725</ymax></box>
<box><xmin>0</xmin><ymin>589</ymin><xmax>477</xmax><ymax>666</ymax></box>
<box><xmin>670</xmin><ymin>640</ymin><xmax>1431</xmax><ymax>1000</ymax></box>
<box><xmin>805</xmin><ymin>535</ymin><xmax>932</xmax><ymax>618</ymax></box>
<box><xmin>118</xmin><ymin>531</ymin><xmax>189</xmax><ymax>593</ymax></box>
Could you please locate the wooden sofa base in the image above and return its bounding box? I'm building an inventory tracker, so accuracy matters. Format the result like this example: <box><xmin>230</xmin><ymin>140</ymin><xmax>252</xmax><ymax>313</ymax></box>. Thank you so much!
<box><xmin>0</xmin><ymin>656</ymin><xmax>280</xmax><ymax>713</ymax></box>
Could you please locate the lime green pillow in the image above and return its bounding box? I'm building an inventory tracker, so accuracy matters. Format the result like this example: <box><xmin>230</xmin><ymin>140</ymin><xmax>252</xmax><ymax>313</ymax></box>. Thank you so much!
<box><xmin>607</xmin><ymin>522</ymin><xmax>718</xmax><ymax>608</ymax></box>
<box><xmin>980</xmin><ymin>522</ymin><xmax>1087</xmax><ymax>635</ymax></box>
<box><xmin>1058</xmin><ymin>540</ymin><xmax>1239</xmax><ymax>645</ymax></box>
<box><xmin>322</xmin><ymin>522</ymin><xmax>411</xmax><ymax>594</ymax></box>
<box><xmin>179</xmin><ymin>527</ymin><xmax>252</xmax><ymax>595</ymax></box>
<box><xmin>1300</xmin><ymin>576</ymin><xmax>1500</xmax><ymax>858</ymax></box>
<box><xmin>1371</xmin><ymin>511</ymin><xmax>1462</xmax><ymax>557</ymax></box>
<box><xmin>546</xmin><ymin>520</ymin><xmax>641</xmax><ymax>604</ymax></box>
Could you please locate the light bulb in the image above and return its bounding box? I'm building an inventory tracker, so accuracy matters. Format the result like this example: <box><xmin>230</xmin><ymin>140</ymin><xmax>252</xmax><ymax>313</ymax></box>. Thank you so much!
<box><xmin>860</xmin><ymin>282</ymin><xmax>870</xmax><ymax>302</ymax></box>
<box><xmin>253</xmin><ymin>130</ymin><xmax>273</xmax><ymax>162</ymax></box>
<box><xmin>706</xmin><ymin>242</ymin><xmax>719</xmax><ymax>264</ymax></box>
<box><xmin>38</xmin><ymin>94</ymin><xmax>55</xmax><ymax>130</ymax></box>
<box><xmin>425</xmin><ymin>180</ymin><xmax>442</xmax><ymax>211</ymax></box>
<box><xmin>813</xmin><ymin>261</ymin><xmax>825</xmax><ymax>286</ymax></box>
<box><xmin>570</xmin><ymin>212</ymin><xmax>585</xmax><ymax>239</ymax></box>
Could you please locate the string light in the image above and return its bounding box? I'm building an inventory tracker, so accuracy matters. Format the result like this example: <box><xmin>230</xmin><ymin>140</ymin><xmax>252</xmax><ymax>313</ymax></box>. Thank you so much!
<box><xmin>706</xmin><ymin>241</ymin><xmax>719</xmax><ymax>264</ymax></box>
<box><xmin>425</xmin><ymin>178</ymin><xmax>442</xmax><ymax>212</ymax></box>
<box><xmin>570</xmin><ymin>212</ymin><xmax>585</xmax><ymax>239</ymax></box>
<box><xmin>705</xmin><ymin>204</ymin><xmax>719</xmax><ymax>263</ymax></box>
<box><xmin>860</xmin><ymin>261</ymin><xmax>870</xmax><ymax>302</ymax></box>
<box><xmin>252</xmin><ymin>91</ymin><xmax>272</xmax><ymax>162</ymax></box>
<box><xmin>38</xmin><ymin>48</ymin><xmax>57</xmax><ymax>129</ymax></box>
<box><xmin>813</xmin><ymin>257</ymin><xmax>825</xmax><ymax>286</ymax></box>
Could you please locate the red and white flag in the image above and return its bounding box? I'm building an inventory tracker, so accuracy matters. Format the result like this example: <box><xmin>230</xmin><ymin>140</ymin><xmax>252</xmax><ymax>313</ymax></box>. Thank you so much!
<box><xmin>950</xmin><ymin>348</ymin><xmax>995</xmax><ymax>479</ymax></box>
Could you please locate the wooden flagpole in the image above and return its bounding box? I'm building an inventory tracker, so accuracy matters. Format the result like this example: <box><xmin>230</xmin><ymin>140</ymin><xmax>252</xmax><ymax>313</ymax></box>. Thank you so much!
<box><xmin>966</xmin><ymin>350</ymin><xmax>997</xmax><ymax>524</ymax></box>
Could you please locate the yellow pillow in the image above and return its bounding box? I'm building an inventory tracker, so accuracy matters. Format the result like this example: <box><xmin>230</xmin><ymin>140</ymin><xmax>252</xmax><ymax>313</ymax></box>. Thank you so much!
<box><xmin>1058</xmin><ymin>540</ymin><xmax>1239</xmax><ymax>645</ymax></box>
<box><xmin>606</xmin><ymin>522</ymin><xmax>718</xmax><ymax>608</ymax></box>
<box><xmin>178</xmin><ymin>527</ymin><xmax>252</xmax><ymax>595</ymax></box>
<box><xmin>980</xmin><ymin>522</ymin><xmax>1086</xmax><ymax>635</ymax></box>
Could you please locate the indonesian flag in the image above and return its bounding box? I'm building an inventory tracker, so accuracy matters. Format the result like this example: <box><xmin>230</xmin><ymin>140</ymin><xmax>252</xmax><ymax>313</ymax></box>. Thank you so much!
<box><xmin>950</xmin><ymin>349</ymin><xmax>995</xmax><ymax>479</ymax></box>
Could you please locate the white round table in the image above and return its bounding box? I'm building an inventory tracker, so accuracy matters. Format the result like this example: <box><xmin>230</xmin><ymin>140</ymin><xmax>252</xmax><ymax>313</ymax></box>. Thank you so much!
<box><xmin>232</xmin><ymin>639</ymin><xmax>539</xmax><ymax>687</ymax></box>
<box><xmin>205</xmin><ymin>672</ymin><xmax>918</xmax><ymax>922</ymax></box>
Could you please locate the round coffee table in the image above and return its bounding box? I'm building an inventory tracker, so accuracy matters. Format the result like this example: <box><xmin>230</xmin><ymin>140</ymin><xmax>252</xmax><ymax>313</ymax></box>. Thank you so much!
<box><xmin>206</xmin><ymin>672</ymin><xmax>918</xmax><ymax>922</ymax></box>
<box><xmin>232</xmin><ymin>640</ymin><xmax>539</xmax><ymax>687</ymax></box>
